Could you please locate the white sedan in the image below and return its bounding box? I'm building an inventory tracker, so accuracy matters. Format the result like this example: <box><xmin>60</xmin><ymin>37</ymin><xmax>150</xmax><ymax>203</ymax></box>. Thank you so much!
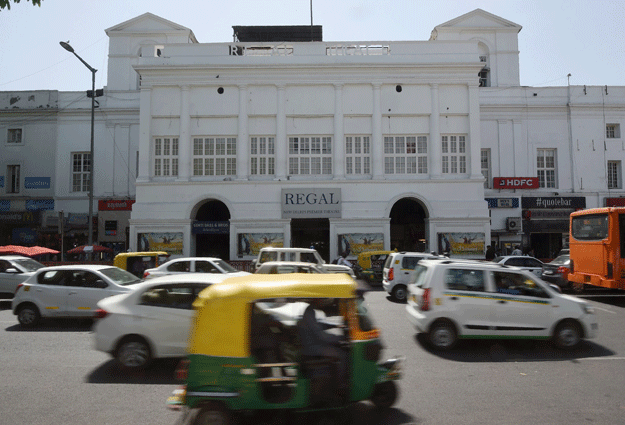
<box><xmin>255</xmin><ymin>261</ymin><xmax>329</xmax><ymax>274</ymax></box>
<box><xmin>143</xmin><ymin>257</ymin><xmax>250</xmax><ymax>279</ymax></box>
<box><xmin>492</xmin><ymin>255</ymin><xmax>544</xmax><ymax>277</ymax></box>
<box><xmin>93</xmin><ymin>273</ymin><xmax>230</xmax><ymax>370</ymax></box>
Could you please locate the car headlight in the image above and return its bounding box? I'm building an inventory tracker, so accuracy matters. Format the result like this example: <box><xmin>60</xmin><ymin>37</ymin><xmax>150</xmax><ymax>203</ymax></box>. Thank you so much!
<box><xmin>582</xmin><ymin>304</ymin><xmax>595</xmax><ymax>314</ymax></box>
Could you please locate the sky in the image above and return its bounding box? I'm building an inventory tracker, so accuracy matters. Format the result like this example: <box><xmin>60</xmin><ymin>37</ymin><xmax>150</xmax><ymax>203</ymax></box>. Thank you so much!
<box><xmin>1</xmin><ymin>0</ymin><xmax>624</xmax><ymax>92</ymax></box>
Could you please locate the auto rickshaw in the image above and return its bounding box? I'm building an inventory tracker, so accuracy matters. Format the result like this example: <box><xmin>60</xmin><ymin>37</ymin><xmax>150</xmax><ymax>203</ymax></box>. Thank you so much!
<box><xmin>167</xmin><ymin>274</ymin><xmax>401</xmax><ymax>424</ymax></box>
<box><xmin>353</xmin><ymin>250</ymin><xmax>394</xmax><ymax>285</ymax></box>
<box><xmin>113</xmin><ymin>251</ymin><xmax>170</xmax><ymax>278</ymax></box>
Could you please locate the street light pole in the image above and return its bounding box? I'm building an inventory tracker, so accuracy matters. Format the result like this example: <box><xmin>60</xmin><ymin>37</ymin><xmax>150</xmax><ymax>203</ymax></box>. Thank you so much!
<box><xmin>60</xmin><ymin>41</ymin><xmax>96</xmax><ymax>252</ymax></box>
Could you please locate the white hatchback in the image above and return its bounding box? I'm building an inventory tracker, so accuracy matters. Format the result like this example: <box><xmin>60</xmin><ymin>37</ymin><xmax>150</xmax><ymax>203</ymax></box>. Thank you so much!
<box><xmin>93</xmin><ymin>273</ymin><xmax>230</xmax><ymax>369</ymax></box>
<box><xmin>142</xmin><ymin>257</ymin><xmax>250</xmax><ymax>279</ymax></box>
<box><xmin>406</xmin><ymin>259</ymin><xmax>598</xmax><ymax>350</ymax></box>
<box><xmin>11</xmin><ymin>265</ymin><xmax>140</xmax><ymax>327</ymax></box>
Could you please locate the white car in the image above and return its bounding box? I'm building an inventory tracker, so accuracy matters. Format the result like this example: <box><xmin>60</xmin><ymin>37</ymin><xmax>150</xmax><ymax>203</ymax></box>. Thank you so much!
<box><xmin>253</xmin><ymin>247</ymin><xmax>355</xmax><ymax>277</ymax></box>
<box><xmin>406</xmin><ymin>258</ymin><xmax>598</xmax><ymax>350</ymax></box>
<box><xmin>492</xmin><ymin>255</ymin><xmax>544</xmax><ymax>277</ymax></box>
<box><xmin>0</xmin><ymin>255</ymin><xmax>45</xmax><ymax>298</ymax></box>
<box><xmin>93</xmin><ymin>273</ymin><xmax>230</xmax><ymax>369</ymax></box>
<box><xmin>142</xmin><ymin>257</ymin><xmax>250</xmax><ymax>279</ymax></box>
<box><xmin>255</xmin><ymin>261</ymin><xmax>329</xmax><ymax>274</ymax></box>
<box><xmin>382</xmin><ymin>251</ymin><xmax>442</xmax><ymax>302</ymax></box>
<box><xmin>11</xmin><ymin>265</ymin><xmax>140</xmax><ymax>327</ymax></box>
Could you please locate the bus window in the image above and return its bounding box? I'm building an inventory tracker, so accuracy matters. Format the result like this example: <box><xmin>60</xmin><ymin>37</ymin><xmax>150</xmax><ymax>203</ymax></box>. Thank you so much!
<box><xmin>571</xmin><ymin>213</ymin><xmax>609</xmax><ymax>240</ymax></box>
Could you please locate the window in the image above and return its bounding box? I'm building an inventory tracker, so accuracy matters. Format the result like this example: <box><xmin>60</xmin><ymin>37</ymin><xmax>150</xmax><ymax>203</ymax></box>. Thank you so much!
<box><xmin>7</xmin><ymin>128</ymin><xmax>22</xmax><ymax>144</ymax></box>
<box><xmin>167</xmin><ymin>261</ymin><xmax>191</xmax><ymax>272</ymax></box>
<box><xmin>288</xmin><ymin>136</ymin><xmax>332</xmax><ymax>175</ymax></box>
<box><xmin>537</xmin><ymin>149</ymin><xmax>556</xmax><ymax>188</ymax></box>
<box><xmin>345</xmin><ymin>136</ymin><xmax>371</xmax><ymax>175</ymax></box>
<box><xmin>193</xmin><ymin>137</ymin><xmax>236</xmax><ymax>177</ymax></box>
<box><xmin>72</xmin><ymin>153</ymin><xmax>91</xmax><ymax>192</ymax></box>
<box><xmin>250</xmin><ymin>136</ymin><xmax>275</xmax><ymax>176</ymax></box>
<box><xmin>478</xmin><ymin>68</ymin><xmax>490</xmax><ymax>87</ymax></box>
<box><xmin>606</xmin><ymin>124</ymin><xmax>621</xmax><ymax>139</ymax></box>
<box><xmin>492</xmin><ymin>271</ymin><xmax>549</xmax><ymax>298</ymax></box>
<box><xmin>195</xmin><ymin>261</ymin><xmax>219</xmax><ymax>273</ymax></box>
<box><xmin>153</xmin><ymin>137</ymin><xmax>179</xmax><ymax>177</ymax></box>
<box><xmin>441</xmin><ymin>135</ymin><xmax>467</xmax><ymax>174</ymax></box>
<box><xmin>444</xmin><ymin>269</ymin><xmax>485</xmax><ymax>292</ymax></box>
<box><xmin>383</xmin><ymin>135</ymin><xmax>428</xmax><ymax>174</ymax></box>
<box><xmin>608</xmin><ymin>161</ymin><xmax>621</xmax><ymax>189</ymax></box>
<box><xmin>571</xmin><ymin>213</ymin><xmax>609</xmax><ymax>241</ymax></box>
<box><xmin>481</xmin><ymin>149</ymin><xmax>491</xmax><ymax>188</ymax></box>
<box><xmin>140</xmin><ymin>285</ymin><xmax>198</xmax><ymax>309</ymax></box>
<box><xmin>6</xmin><ymin>165</ymin><xmax>20</xmax><ymax>193</ymax></box>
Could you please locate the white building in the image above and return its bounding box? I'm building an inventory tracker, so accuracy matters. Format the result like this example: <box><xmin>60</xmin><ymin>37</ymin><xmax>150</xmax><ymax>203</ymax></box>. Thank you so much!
<box><xmin>1</xmin><ymin>9</ymin><xmax>623</xmax><ymax>261</ymax></box>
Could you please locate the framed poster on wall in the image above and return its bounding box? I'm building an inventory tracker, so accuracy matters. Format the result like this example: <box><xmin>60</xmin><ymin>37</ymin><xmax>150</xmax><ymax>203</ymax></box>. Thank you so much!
<box><xmin>138</xmin><ymin>232</ymin><xmax>183</xmax><ymax>255</ymax></box>
<box><xmin>437</xmin><ymin>233</ymin><xmax>485</xmax><ymax>258</ymax></box>
<box><xmin>238</xmin><ymin>233</ymin><xmax>284</xmax><ymax>256</ymax></box>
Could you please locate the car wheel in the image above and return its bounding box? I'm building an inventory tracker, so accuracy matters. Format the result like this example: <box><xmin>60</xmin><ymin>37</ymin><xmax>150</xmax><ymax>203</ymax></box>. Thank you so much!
<box><xmin>193</xmin><ymin>402</ymin><xmax>232</xmax><ymax>425</ymax></box>
<box><xmin>428</xmin><ymin>321</ymin><xmax>457</xmax><ymax>350</ymax></box>
<box><xmin>370</xmin><ymin>381</ymin><xmax>398</xmax><ymax>409</ymax></box>
<box><xmin>391</xmin><ymin>285</ymin><xmax>407</xmax><ymax>303</ymax></box>
<box><xmin>116</xmin><ymin>337</ymin><xmax>152</xmax><ymax>370</ymax></box>
<box><xmin>17</xmin><ymin>304</ymin><xmax>40</xmax><ymax>328</ymax></box>
<box><xmin>553</xmin><ymin>320</ymin><xmax>582</xmax><ymax>350</ymax></box>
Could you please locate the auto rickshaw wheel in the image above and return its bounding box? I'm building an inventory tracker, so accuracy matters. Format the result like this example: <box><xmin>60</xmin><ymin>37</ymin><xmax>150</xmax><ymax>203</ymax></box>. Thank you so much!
<box><xmin>193</xmin><ymin>402</ymin><xmax>233</xmax><ymax>425</ymax></box>
<box><xmin>370</xmin><ymin>380</ymin><xmax>398</xmax><ymax>409</ymax></box>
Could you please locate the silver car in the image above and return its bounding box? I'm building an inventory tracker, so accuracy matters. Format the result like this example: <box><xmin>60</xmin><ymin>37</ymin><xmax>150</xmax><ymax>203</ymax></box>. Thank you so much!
<box><xmin>0</xmin><ymin>255</ymin><xmax>45</xmax><ymax>299</ymax></box>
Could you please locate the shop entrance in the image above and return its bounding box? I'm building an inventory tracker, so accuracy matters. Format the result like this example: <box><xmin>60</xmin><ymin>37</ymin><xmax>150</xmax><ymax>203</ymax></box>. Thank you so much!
<box><xmin>530</xmin><ymin>233</ymin><xmax>563</xmax><ymax>260</ymax></box>
<box><xmin>194</xmin><ymin>200</ymin><xmax>231</xmax><ymax>260</ymax></box>
<box><xmin>389</xmin><ymin>198</ymin><xmax>428</xmax><ymax>252</ymax></box>
<box><xmin>291</xmin><ymin>218</ymin><xmax>330</xmax><ymax>262</ymax></box>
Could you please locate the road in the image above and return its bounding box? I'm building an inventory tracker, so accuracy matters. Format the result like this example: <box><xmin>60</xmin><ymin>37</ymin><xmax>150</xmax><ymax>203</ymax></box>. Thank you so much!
<box><xmin>1</xmin><ymin>284</ymin><xmax>625</xmax><ymax>425</ymax></box>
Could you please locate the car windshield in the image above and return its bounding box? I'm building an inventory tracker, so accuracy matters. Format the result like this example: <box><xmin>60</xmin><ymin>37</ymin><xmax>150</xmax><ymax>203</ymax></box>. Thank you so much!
<box><xmin>492</xmin><ymin>256</ymin><xmax>505</xmax><ymax>262</ymax></box>
<box><xmin>213</xmin><ymin>259</ymin><xmax>238</xmax><ymax>273</ymax></box>
<box><xmin>13</xmin><ymin>258</ymin><xmax>45</xmax><ymax>272</ymax></box>
<box><xmin>549</xmin><ymin>255</ymin><xmax>570</xmax><ymax>265</ymax></box>
<box><xmin>99</xmin><ymin>267</ymin><xmax>142</xmax><ymax>285</ymax></box>
<box><xmin>410</xmin><ymin>265</ymin><xmax>429</xmax><ymax>287</ymax></box>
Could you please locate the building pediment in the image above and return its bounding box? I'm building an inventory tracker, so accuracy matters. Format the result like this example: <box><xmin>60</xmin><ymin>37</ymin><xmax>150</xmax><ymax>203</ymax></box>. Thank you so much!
<box><xmin>105</xmin><ymin>12</ymin><xmax>197</xmax><ymax>41</ymax></box>
<box><xmin>434</xmin><ymin>8</ymin><xmax>522</xmax><ymax>32</ymax></box>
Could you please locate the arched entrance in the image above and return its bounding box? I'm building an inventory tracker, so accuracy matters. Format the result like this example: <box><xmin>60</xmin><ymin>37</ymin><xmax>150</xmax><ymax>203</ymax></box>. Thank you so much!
<box><xmin>291</xmin><ymin>218</ymin><xmax>330</xmax><ymax>262</ymax></box>
<box><xmin>194</xmin><ymin>200</ymin><xmax>231</xmax><ymax>260</ymax></box>
<box><xmin>389</xmin><ymin>198</ymin><xmax>428</xmax><ymax>252</ymax></box>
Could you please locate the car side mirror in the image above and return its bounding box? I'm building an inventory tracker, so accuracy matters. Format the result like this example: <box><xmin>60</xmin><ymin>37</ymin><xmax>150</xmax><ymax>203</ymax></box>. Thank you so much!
<box><xmin>4</xmin><ymin>267</ymin><xmax>20</xmax><ymax>274</ymax></box>
<box><xmin>95</xmin><ymin>279</ymin><xmax>108</xmax><ymax>289</ymax></box>
<box><xmin>549</xmin><ymin>284</ymin><xmax>563</xmax><ymax>294</ymax></box>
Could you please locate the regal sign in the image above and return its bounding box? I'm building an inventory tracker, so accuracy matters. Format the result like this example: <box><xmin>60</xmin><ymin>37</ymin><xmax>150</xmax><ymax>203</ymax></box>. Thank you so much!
<box><xmin>494</xmin><ymin>177</ymin><xmax>539</xmax><ymax>189</ymax></box>
<box><xmin>282</xmin><ymin>188</ymin><xmax>341</xmax><ymax>219</ymax></box>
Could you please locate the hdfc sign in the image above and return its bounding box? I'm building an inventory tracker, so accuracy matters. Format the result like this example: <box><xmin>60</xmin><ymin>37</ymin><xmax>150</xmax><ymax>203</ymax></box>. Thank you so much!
<box><xmin>493</xmin><ymin>177</ymin><xmax>539</xmax><ymax>189</ymax></box>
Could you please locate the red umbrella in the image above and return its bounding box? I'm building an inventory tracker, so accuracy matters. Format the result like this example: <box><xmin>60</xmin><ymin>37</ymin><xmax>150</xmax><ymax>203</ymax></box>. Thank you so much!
<box><xmin>0</xmin><ymin>245</ymin><xmax>32</xmax><ymax>256</ymax></box>
<box><xmin>27</xmin><ymin>246</ymin><xmax>60</xmax><ymax>257</ymax></box>
<box><xmin>66</xmin><ymin>244</ymin><xmax>113</xmax><ymax>254</ymax></box>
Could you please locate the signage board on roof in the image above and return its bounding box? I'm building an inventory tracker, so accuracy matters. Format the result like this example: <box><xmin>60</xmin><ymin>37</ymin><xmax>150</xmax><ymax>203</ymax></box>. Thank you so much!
<box><xmin>521</xmin><ymin>197</ymin><xmax>586</xmax><ymax>209</ymax></box>
<box><xmin>493</xmin><ymin>177</ymin><xmax>539</xmax><ymax>189</ymax></box>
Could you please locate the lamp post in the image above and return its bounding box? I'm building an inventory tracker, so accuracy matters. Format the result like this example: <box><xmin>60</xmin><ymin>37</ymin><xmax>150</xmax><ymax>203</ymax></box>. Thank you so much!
<box><xmin>60</xmin><ymin>41</ymin><xmax>96</xmax><ymax>252</ymax></box>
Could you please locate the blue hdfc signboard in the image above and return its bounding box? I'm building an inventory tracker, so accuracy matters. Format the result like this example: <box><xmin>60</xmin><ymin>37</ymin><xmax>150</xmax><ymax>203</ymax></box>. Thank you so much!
<box><xmin>25</xmin><ymin>177</ymin><xmax>51</xmax><ymax>189</ymax></box>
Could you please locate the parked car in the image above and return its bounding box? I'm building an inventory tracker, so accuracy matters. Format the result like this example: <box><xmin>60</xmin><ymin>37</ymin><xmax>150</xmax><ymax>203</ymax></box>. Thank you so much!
<box><xmin>142</xmin><ymin>257</ymin><xmax>250</xmax><ymax>279</ymax></box>
<box><xmin>406</xmin><ymin>258</ymin><xmax>598</xmax><ymax>350</ymax></box>
<box><xmin>252</xmin><ymin>247</ymin><xmax>356</xmax><ymax>277</ymax></box>
<box><xmin>93</xmin><ymin>273</ymin><xmax>230</xmax><ymax>369</ymax></box>
<box><xmin>11</xmin><ymin>265</ymin><xmax>140</xmax><ymax>327</ymax></box>
<box><xmin>492</xmin><ymin>255</ymin><xmax>544</xmax><ymax>277</ymax></box>
<box><xmin>541</xmin><ymin>254</ymin><xmax>571</xmax><ymax>289</ymax></box>
<box><xmin>255</xmin><ymin>261</ymin><xmax>329</xmax><ymax>274</ymax></box>
<box><xmin>382</xmin><ymin>251</ymin><xmax>442</xmax><ymax>302</ymax></box>
<box><xmin>0</xmin><ymin>255</ymin><xmax>45</xmax><ymax>299</ymax></box>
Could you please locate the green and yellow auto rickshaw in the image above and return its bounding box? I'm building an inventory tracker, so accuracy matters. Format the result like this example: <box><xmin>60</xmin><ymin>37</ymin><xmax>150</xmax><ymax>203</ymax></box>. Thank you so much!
<box><xmin>167</xmin><ymin>274</ymin><xmax>401</xmax><ymax>424</ymax></box>
<box><xmin>113</xmin><ymin>251</ymin><xmax>169</xmax><ymax>278</ymax></box>
<box><xmin>353</xmin><ymin>251</ymin><xmax>395</xmax><ymax>285</ymax></box>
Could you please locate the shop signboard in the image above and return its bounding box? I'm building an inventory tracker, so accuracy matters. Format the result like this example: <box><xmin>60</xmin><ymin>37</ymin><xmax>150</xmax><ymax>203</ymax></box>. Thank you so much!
<box><xmin>24</xmin><ymin>177</ymin><xmax>51</xmax><ymax>189</ymax></box>
<box><xmin>192</xmin><ymin>221</ymin><xmax>229</xmax><ymax>234</ymax></box>
<box><xmin>0</xmin><ymin>211</ymin><xmax>40</xmax><ymax>224</ymax></box>
<box><xmin>485</xmin><ymin>198</ymin><xmax>519</xmax><ymax>208</ymax></box>
<box><xmin>522</xmin><ymin>196</ymin><xmax>586</xmax><ymax>209</ymax></box>
<box><xmin>26</xmin><ymin>199</ymin><xmax>54</xmax><ymax>211</ymax></box>
<box><xmin>494</xmin><ymin>177</ymin><xmax>539</xmax><ymax>189</ymax></box>
<box><xmin>606</xmin><ymin>198</ymin><xmax>625</xmax><ymax>207</ymax></box>
<box><xmin>282</xmin><ymin>188</ymin><xmax>341</xmax><ymax>218</ymax></box>
<box><xmin>0</xmin><ymin>200</ymin><xmax>9</xmax><ymax>212</ymax></box>
<box><xmin>98</xmin><ymin>199</ymin><xmax>135</xmax><ymax>211</ymax></box>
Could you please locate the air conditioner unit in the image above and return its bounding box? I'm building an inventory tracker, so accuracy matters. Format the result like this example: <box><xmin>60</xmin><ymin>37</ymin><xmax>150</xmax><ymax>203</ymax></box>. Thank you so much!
<box><xmin>506</xmin><ymin>217</ymin><xmax>522</xmax><ymax>231</ymax></box>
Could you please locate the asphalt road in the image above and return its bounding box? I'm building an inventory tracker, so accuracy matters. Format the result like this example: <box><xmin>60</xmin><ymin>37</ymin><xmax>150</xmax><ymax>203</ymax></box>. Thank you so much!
<box><xmin>1</xmin><ymin>283</ymin><xmax>624</xmax><ymax>425</ymax></box>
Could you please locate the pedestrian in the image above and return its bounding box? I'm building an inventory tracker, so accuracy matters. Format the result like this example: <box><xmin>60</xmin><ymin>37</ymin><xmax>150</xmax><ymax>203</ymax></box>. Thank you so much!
<box><xmin>485</xmin><ymin>245</ymin><xmax>496</xmax><ymax>260</ymax></box>
<box><xmin>512</xmin><ymin>245</ymin><xmax>522</xmax><ymax>256</ymax></box>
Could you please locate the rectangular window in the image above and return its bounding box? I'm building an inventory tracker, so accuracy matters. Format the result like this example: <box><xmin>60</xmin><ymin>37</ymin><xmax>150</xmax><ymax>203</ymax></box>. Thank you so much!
<box><xmin>6</xmin><ymin>165</ymin><xmax>20</xmax><ymax>193</ymax></box>
<box><xmin>153</xmin><ymin>137</ymin><xmax>179</xmax><ymax>177</ymax></box>
<box><xmin>537</xmin><ymin>148</ymin><xmax>556</xmax><ymax>188</ymax></box>
<box><xmin>250</xmin><ymin>136</ymin><xmax>275</xmax><ymax>176</ymax></box>
<box><xmin>345</xmin><ymin>136</ymin><xmax>371</xmax><ymax>175</ymax></box>
<box><xmin>441</xmin><ymin>135</ymin><xmax>467</xmax><ymax>174</ymax></box>
<box><xmin>608</xmin><ymin>161</ymin><xmax>621</xmax><ymax>189</ymax></box>
<box><xmin>7</xmin><ymin>128</ymin><xmax>22</xmax><ymax>144</ymax></box>
<box><xmin>606</xmin><ymin>124</ymin><xmax>621</xmax><ymax>139</ymax></box>
<box><xmin>481</xmin><ymin>149</ymin><xmax>491</xmax><ymax>189</ymax></box>
<box><xmin>192</xmin><ymin>137</ymin><xmax>236</xmax><ymax>177</ymax></box>
<box><xmin>288</xmin><ymin>136</ymin><xmax>332</xmax><ymax>175</ymax></box>
<box><xmin>71</xmin><ymin>153</ymin><xmax>91</xmax><ymax>192</ymax></box>
<box><xmin>384</xmin><ymin>135</ymin><xmax>428</xmax><ymax>175</ymax></box>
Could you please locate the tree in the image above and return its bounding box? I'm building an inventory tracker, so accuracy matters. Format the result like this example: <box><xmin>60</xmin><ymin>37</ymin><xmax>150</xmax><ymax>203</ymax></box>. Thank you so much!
<box><xmin>0</xmin><ymin>0</ymin><xmax>42</xmax><ymax>10</ymax></box>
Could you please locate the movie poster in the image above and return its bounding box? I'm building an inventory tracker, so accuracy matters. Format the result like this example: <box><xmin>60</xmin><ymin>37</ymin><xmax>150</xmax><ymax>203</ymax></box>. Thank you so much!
<box><xmin>137</xmin><ymin>232</ymin><xmax>183</xmax><ymax>255</ymax></box>
<box><xmin>337</xmin><ymin>233</ymin><xmax>384</xmax><ymax>257</ymax></box>
<box><xmin>437</xmin><ymin>232</ymin><xmax>485</xmax><ymax>258</ymax></box>
<box><xmin>238</xmin><ymin>233</ymin><xmax>284</xmax><ymax>256</ymax></box>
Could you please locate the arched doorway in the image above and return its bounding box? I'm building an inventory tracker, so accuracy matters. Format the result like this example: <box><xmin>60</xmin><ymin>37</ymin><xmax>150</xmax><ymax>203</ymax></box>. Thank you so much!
<box><xmin>194</xmin><ymin>200</ymin><xmax>231</xmax><ymax>260</ymax></box>
<box><xmin>390</xmin><ymin>198</ymin><xmax>428</xmax><ymax>252</ymax></box>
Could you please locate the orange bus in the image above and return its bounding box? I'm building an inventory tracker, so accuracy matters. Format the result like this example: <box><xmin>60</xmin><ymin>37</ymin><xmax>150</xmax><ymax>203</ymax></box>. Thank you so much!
<box><xmin>569</xmin><ymin>207</ymin><xmax>625</xmax><ymax>290</ymax></box>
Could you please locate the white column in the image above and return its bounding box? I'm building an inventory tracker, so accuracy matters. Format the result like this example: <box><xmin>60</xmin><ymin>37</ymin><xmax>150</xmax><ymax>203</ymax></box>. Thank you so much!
<box><xmin>177</xmin><ymin>85</ymin><xmax>191</xmax><ymax>181</ymax></box>
<box><xmin>468</xmin><ymin>83</ymin><xmax>482</xmax><ymax>179</ymax></box>
<box><xmin>372</xmin><ymin>83</ymin><xmax>384</xmax><ymax>179</ymax></box>
<box><xmin>429</xmin><ymin>84</ymin><xmax>442</xmax><ymax>178</ymax></box>
<box><xmin>333</xmin><ymin>83</ymin><xmax>345</xmax><ymax>179</ymax></box>
<box><xmin>137</xmin><ymin>87</ymin><xmax>151</xmax><ymax>182</ymax></box>
<box><xmin>275</xmin><ymin>84</ymin><xmax>287</xmax><ymax>180</ymax></box>
<box><xmin>237</xmin><ymin>84</ymin><xmax>249</xmax><ymax>180</ymax></box>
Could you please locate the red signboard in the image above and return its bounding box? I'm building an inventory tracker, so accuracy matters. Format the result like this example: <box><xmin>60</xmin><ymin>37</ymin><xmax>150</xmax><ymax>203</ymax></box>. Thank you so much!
<box><xmin>98</xmin><ymin>199</ymin><xmax>135</xmax><ymax>211</ymax></box>
<box><xmin>606</xmin><ymin>198</ymin><xmax>625</xmax><ymax>207</ymax></box>
<box><xmin>493</xmin><ymin>177</ymin><xmax>539</xmax><ymax>189</ymax></box>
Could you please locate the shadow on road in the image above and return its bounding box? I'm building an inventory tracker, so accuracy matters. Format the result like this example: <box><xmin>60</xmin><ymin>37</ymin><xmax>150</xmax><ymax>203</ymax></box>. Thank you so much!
<box><xmin>414</xmin><ymin>333</ymin><xmax>615</xmax><ymax>363</ymax></box>
<box><xmin>4</xmin><ymin>318</ymin><xmax>94</xmax><ymax>332</ymax></box>
<box><xmin>86</xmin><ymin>358</ymin><xmax>180</xmax><ymax>385</ymax></box>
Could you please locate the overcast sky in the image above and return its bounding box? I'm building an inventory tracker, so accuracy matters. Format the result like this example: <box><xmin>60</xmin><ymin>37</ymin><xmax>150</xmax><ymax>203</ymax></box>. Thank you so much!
<box><xmin>1</xmin><ymin>0</ymin><xmax>623</xmax><ymax>92</ymax></box>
